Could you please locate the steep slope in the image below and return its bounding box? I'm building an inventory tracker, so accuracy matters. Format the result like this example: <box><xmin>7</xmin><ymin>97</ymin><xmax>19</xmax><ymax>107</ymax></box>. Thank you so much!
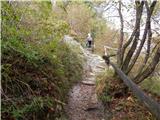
<box><xmin>1</xmin><ymin>36</ymin><xmax>84</xmax><ymax>120</ymax></box>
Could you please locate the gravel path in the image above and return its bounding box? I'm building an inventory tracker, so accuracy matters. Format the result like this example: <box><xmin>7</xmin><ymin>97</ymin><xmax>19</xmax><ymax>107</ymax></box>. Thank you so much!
<box><xmin>66</xmin><ymin>50</ymin><xmax>109</xmax><ymax>120</ymax></box>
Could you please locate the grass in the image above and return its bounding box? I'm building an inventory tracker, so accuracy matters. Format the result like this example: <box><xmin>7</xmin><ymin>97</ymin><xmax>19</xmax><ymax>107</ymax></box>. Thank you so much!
<box><xmin>140</xmin><ymin>76</ymin><xmax>160</xmax><ymax>96</ymax></box>
<box><xmin>96</xmin><ymin>69</ymin><xmax>114</xmax><ymax>103</ymax></box>
<box><xmin>1</xmin><ymin>38</ymin><xmax>84</xmax><ymax>120</ymax></box>
<box><xmin>1</xmin><ymin>2</ymin><xmax>85</xmax><ymax>119</ymax></box>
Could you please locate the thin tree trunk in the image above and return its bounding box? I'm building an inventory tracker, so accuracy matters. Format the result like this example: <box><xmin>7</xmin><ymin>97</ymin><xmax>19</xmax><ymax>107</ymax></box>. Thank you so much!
<box><xmin>121</xmin><ymin>29</ymin><xmax>136</xmax><ymax>63</ymax></box>
<box><xmin>126</xmin><ymin>1</ymin><xmax>157</xmax><ymax>74</ymax></box>
<box><xmin>117</xmin><ymin>0</ymin><xmax>124</xmax><ymax>67</ymax></box>
<box><xmin>121</xmin><ymin>1</ymin><xmax>144</xmax><ymax>72</ymax></box>
<box><xmin>120</xmin><ymin>1</ymin><xmax>143</xmax><ymax>67</ymax></box>
<box><xmin>135</xmin><ymin>18</ymin><xmax>152</xmax><ymax>76</ymax></box>
<box><xmin>144</xmin><ymin>23</ymin><xmax>152</xmax><ymax>64</ymax></box>
<box><xmin>134</xmin><ymin>47</ymin><xmax>160</xmax><ymax>83</ymax></box>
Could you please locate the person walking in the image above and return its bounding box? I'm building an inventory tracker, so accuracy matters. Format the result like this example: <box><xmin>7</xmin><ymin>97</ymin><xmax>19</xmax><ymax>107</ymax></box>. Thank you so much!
<box><xmin>86</xmin><ymin>33</ymin><xmax>93</xmax><ymax>48</ymax></box>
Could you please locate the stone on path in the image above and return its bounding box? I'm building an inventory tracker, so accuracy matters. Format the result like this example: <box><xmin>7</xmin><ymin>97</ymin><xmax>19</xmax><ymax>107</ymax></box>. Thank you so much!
<box><xmin>81</xmin><ymin>80</ymin><xmax>95</xmax><ymax>85</ymax></box>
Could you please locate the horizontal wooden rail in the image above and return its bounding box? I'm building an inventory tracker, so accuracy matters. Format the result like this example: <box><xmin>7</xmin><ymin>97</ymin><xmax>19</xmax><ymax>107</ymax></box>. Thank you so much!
<box><xmin>104</xmin><ymin>46</ymin><xmax>118</xmax><ymax>56</ymax></box>
<box><xmin>104</xmin><ymin>46</ymin><xmax>118</xmax><ymax>51</ymax></box>
<box><xmin>109</xmin><ymin>61</ymin><xmax>160</xmax><ymax>119</ymax></box>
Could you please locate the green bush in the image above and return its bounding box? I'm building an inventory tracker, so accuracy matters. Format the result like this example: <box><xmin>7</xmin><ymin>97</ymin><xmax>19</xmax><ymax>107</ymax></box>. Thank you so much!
<box><xmin>96</xmin><ymin>70</ymin><xmax>114</xmax><ymax>103</ymax></box>
<box><xmin>1</xmin><ymin>1</ymin><xmax>83</xmax><ymax>120</ymax></box>
<box><xmin>140</xmin><ymin>76</ymin><xmax>160</xmax><ymax>96</ymax></box>
<box><xmin>2</xmin><ymin>38</ymin><xmax>83</xmax><ymax>120</ymax></box>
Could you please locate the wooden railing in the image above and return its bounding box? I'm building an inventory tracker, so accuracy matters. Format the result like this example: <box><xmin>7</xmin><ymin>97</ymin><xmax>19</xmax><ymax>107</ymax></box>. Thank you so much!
<box><xmin>104</xmin><ymin>45</ymin><xmax>117</xmax><ymax>56</ymax></box>
<box><xmin>103</xmin><ymin>58</ymin><xmax>160</xmax><ymax>119</ymax></box>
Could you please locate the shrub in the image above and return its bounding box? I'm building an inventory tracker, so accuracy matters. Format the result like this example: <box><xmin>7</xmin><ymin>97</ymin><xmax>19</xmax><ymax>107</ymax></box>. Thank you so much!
<box><xmin>1</xmin><ymin>1</ymin><xmax>83</xmax><ymax>119</ymax></box>
<box><xmin>96</xmin><ymin>69</ymin><xmax>114</xmax><ymax>103</ymax></box>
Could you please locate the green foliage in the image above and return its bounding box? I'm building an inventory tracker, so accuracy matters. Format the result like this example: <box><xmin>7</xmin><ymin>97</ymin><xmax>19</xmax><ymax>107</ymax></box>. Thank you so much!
<box><xmin>99</xmin><ymin>86</ymin><xmax>112</xmax><ymax>103</ymax></box>
<box><xmin>2</xmin><ymin>39</ymin><xmax>83</xmax><ymax>120</ymax></box>
<box><xmin>2</xmin><ymin>39</ymin><xmax>40</xmax><ymax>63</ymax></box>
<box><xmin>1</xmin><ymin>1</ymin><xmax>116</xmax><ymax>119</ymax></box>
<box><xmin>96</xmin><ymin>70</ymin><xmax>114</xmax><ymax>103</ymax></box>
<box><xmin>50</xmin><ymin>1</ymin><xmax>117</xmax><ymax>54</ymax></box>
<box><xmin>1</xmin><ymin>1</ymin><xmax>70</xmax><ymax>43</ymax></box>
<box><xmin>2</xmin><ymin>96</ymin><xmax>59</xmax><ymax>120</ymax></box>
<box><xmin>65</xmin><ymin>2</ymin><xmax>102</xmax><ymax>41</ymax></box>
<box><xmin>140</xmin><ymin>76</ymin><xmax>160</xmax><ymax>96</ymax></box>
<box><xmin>1</xmin><ymin>1</ymin><xmax>83</xmax><ymax>120</ymax></box>
<box><xmin>10</xmin><ymin>97</ymin><xmax>54</xmax><ymax>119</ymax></box>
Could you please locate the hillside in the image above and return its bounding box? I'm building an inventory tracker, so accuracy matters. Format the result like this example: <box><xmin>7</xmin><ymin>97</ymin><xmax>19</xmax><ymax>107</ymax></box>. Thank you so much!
<box><xmin>1</xmin><ymin>1</ymin><xmax>160</xmax><ymax>120</ymax></box>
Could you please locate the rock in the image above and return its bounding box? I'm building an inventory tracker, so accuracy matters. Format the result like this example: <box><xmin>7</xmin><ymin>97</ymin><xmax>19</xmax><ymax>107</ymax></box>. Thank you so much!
<box><xmin>81</xmin><ymin>80</ymin><xmax>95</xmax><ymax>85</ymax></box>
<box><xmin>62</xmin><ymin>35</ymin><xmax>88</xmax><ymax>57</ymax></box>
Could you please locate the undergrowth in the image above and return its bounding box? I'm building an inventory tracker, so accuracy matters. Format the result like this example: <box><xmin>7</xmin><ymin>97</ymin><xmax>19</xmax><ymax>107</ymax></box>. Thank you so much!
<box><xmin>1</xmin><ymin>1</ymin><xmax>83</xmax><ymax>120</ymax></box>
<box><xmin>96</xmin><ymin>69</ymin><xmax>114</xmax><ymax>103</ymax></box>
<box><xmin>1</xmin><ymin>38</ymin><xmax>83</xmax><ymax>120</ymax></box>
<box><xmin>140</xmin><ymin>76</ymin><xmax>160</xmax><ymax>96</ymax></box>
<box><xmin>96</xmin><ymin>69</ymin><xmax>158</xmax><ymax>120</ymax></box>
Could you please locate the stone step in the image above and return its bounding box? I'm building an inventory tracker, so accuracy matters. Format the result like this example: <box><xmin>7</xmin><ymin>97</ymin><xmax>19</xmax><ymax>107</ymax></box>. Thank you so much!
<box><xmin>81</xmin><ymin>80</ymin><xmax>95</xmax><ymax>85</ymax></box>
<box><xmin>89</xmin><ymin>72</ymin><xmax>95</xmax><ymax>76</ymax></box>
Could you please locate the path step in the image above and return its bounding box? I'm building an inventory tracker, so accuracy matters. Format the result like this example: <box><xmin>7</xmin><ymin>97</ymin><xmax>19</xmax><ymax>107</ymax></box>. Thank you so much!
<box><xmin>97</xmin><ymin>65</ymin><xmax>106</xmax><ymax>69</ymax></box>
<box><xmin>89</xmin><ymin>72</ymin><xmax>95</xmax><ymax>76</ymax></box>
<box><xmin>81</xmin><ymin>80</ymin><xmax>95</xmax><ymax>85</ymax></box>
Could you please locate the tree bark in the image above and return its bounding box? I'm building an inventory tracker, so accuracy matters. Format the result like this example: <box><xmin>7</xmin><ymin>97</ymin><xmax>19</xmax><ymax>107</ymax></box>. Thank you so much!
<box><xmin>134</xmin><ymin>47</ymin><xmax>160</xmax><ymax>83</ymax></box>
<box><xmin>121</xmin><ymin>1</ymin><xmax>144</xmax><ymax>72</ymax></box>
<box><xmin>126</xmin><ymin>1</ymin><xmax>157</xmax><ymax>74</ymax></box>
<box><xmin>117</xmin><ymin>0</ymin><xmax>124</xmax><ymax>67</ymax></box>
<box><xmin>136</xmin><ymin>9</ymin><xmax>152</xmax><ymax>76</ymax></box>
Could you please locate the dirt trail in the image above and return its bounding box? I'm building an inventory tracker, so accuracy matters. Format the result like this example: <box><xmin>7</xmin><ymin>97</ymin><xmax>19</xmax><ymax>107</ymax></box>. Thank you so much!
<box><xmin>66</xmin><ymin>49</ymin><xmax>110</xmax><ymax>120</ymax></box>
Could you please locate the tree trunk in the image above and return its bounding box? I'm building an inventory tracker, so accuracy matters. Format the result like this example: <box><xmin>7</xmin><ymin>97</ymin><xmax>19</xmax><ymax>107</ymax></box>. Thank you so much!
<box><xmin>121</xmin><ymin>1</ymin><xmax>144</xmax><ymax>72</ymax></box>
<box><xmin>134</xmin><ymin>47</ymin><xmax>160</xmax><ymax>83</ymax></box>
<box><xmin>125</xmin><ymin>1</ymin><xmax>157</xmax><ymax>74</ymax></box>
<box><xmin>117</xmin><ymin>0</ymin><xmax>124</xmax><ymax>67</ymax></box>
